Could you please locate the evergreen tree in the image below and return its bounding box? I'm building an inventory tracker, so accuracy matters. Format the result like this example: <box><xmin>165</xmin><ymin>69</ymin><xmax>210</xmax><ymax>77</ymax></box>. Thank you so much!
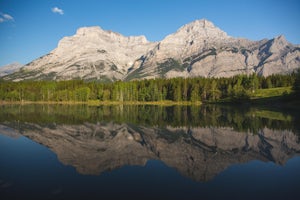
<box><xmin>293</xmin><ymin>69</ymin><xmax>300</xmax><ymax>93</ymax></box>
<box><xmin>190</xmin><ymin>84</ymin><xmax>200</xmax><ymax>102</ymax></box>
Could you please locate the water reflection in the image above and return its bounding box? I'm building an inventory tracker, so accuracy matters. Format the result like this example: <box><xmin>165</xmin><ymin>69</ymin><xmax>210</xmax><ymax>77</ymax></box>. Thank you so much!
<box><xmin>1</xmin><ymin>104</ymin><xmax>299</xmax><ymax>182</ymax></box>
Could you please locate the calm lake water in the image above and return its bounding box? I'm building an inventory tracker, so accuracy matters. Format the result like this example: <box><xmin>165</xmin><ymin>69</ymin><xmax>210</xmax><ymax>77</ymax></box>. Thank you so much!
<box><xmin>0</xmin><ymin>104</ymin><xmax>300</xmax><ymax>200</ymax></box>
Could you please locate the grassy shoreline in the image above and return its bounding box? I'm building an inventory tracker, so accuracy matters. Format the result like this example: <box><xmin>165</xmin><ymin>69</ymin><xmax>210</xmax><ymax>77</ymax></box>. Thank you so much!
<box><xmin>0</xmin><ymin>100</ymin><xmax>202</xmax><ymax>106</ymax></box>
<box><xmin>211</xmin><ymin>87</ymin><xmax>300</xmax><ymax>110</ymax></box>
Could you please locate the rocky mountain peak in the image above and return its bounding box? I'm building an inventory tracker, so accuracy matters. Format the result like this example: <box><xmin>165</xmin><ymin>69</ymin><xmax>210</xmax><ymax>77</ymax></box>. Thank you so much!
<box><xmin>179</xmin><ymin>19</ymin><xmax>217</xmax><ymax>32</ymax></box>
<box><xmin>57</xmin><ymin>26</ymin><xmax>150</xmax><ymax>50</ymax></box>
<box><xmin>261</xmin><ymin>35</ymin><xmax>290</xmax><ymax>54</ymax></box>
<box><xmin>274</xmin><ymin>35</ymin><xmax>287</xmax><ymax>43</ymax></box>
<box><xmin>154</xmin><ymin>19</ymin><xmax>230</xmax><ymax>59</ymax></box>
<box><xmin>75</xmin><ymin>26</ymin><xmax>125</xmax><ymax>40</ymax></box>
<box><xmin>133</xmin><ymin>19</ymin><xmax>232</xmax><ymax>74</ymax></box>
<box><xmin>75</xmin><ymin>26</ymin><xmax>149</xmax><ymax>44</ymax></box>
<box><xmin>272</xmin><ymin>35</ymin><xmax>289</xmax><ymax>48</ymax></box>
<box><xmin>173</xmin><ymin>19</ymin><xmax>230</xmax><ymax>40</ymax></box>
<box><xmin>76</xmin><ymin>26</ymin><xmax>103</xmax><ymax>35</ymax></box>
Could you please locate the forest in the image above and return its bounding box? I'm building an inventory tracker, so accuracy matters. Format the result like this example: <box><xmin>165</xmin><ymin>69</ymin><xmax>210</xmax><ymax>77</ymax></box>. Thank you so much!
<box><xmin>0</xmin><ymin>72</ymin><xmax>299</xmax><ymax>103</ymax></box>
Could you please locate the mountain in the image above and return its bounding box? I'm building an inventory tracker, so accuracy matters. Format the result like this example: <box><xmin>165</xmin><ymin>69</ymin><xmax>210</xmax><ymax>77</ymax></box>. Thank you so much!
<box><xmin>4</xmin><ymin>27</ymin><xmax>156</xmax><ymax>81</ymax></box>
<box><xmin>0</xmin><ymin>62</ymin><xmax>23</xmax><ymax>77</ymax></box>
<box><xmin>126</xmin><ymin>20</ymin><xmax>300</xmax><ymax>79</ymax></box>
<box><xmin>3</xmin><ymin>19</ymin><xmax>300</xmax><ymax>81</ymax></box>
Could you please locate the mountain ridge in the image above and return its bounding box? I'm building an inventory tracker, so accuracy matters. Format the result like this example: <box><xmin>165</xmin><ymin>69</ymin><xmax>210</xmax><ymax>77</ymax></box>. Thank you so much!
<box><xmin>2</xmin><ymin>19</ymin><xmax>300</xmax><ymax>81</ymax></box>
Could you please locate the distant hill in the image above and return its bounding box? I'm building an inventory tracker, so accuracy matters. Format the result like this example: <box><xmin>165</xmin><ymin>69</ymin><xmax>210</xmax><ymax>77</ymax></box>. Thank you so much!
<box><xmin>0</xmin><ymin>62</ymin><xmax>23</xmax><ymax>77</ymax></box>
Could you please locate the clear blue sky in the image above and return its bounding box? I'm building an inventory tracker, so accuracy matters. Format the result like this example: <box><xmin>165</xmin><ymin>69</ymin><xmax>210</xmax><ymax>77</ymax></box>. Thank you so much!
<box><xmin>1</xmin><ymin>0</ymin><xmax>299</xmax><ymax>66</ymax></box>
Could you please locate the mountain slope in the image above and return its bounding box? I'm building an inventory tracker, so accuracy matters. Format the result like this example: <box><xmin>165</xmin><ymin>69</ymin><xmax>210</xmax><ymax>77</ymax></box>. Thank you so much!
<box><xmin>3</xmin><ymin>19</ymin><xmax>300</xmax><ymax>81</ymax></box>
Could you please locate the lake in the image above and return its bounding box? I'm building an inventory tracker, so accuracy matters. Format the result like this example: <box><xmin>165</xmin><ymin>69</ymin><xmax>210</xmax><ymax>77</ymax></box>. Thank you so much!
<box><xmin>0</xmin><ymin>104</ymin><xmax>300</xmax><ymax>199</ymax></box>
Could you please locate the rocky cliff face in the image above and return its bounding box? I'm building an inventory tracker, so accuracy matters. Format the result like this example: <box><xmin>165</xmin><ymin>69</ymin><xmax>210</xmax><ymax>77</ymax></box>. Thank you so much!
<box><xmin>3</xmin><ymin>19</ymin><xmax>300</xmax><ymax>81</ymax></box>
<box><xmin>2</xmin><ymin>122</ymin><xmax>299</xmax><ymax>181</ymax></box>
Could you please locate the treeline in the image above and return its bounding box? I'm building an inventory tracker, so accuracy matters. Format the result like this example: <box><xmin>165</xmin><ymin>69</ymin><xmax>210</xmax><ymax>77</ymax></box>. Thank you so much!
<box><xmin>0</xmin><ymin>73</ymin><xmax>297</xmax><ymax>102</ymax></box>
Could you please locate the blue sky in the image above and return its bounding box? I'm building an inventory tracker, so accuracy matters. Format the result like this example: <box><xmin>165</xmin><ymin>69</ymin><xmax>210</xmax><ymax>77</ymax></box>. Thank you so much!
<box><xmin>0</xmin><ymin>0</ymin><xmax>299</xmax><ymax>66</ymax></box>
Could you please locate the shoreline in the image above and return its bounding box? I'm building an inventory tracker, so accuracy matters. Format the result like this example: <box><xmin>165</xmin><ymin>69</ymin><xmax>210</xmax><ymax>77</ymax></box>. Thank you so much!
<box><xmin>0</xmin><ymin>100</ymin><xmax>202</xmax><ymax>106</ymax></box>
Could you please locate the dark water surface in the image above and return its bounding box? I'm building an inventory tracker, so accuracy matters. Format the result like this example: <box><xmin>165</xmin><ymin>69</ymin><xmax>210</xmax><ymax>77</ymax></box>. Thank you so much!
<box><xmin>0</xmin><ymin>104</ymin><xmax>300</xmax><ymax>199</ymax></box>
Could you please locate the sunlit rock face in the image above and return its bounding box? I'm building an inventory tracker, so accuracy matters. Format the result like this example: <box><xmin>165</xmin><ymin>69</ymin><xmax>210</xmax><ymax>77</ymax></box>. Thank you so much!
<box><xmin>2</xmin><ymin>122</ymin><xmax>299</xmax><ymax>181</ymax></box>
<box><xmin>3</xmin><ymin>19</ymin><xmax>300</xmax><ymax>81</ymax></box>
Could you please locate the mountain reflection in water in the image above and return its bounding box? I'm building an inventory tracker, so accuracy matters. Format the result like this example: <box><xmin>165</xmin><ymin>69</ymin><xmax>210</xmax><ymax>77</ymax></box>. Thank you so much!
<box><xmin>1</xmin><ymin>104</ymin><xmax>299</xmax><ymax>180</ymax></box>
<box><xmin>0</xmin><ymin>104</ymin><xmax>300</xmax><ymax>199</ymax></box>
